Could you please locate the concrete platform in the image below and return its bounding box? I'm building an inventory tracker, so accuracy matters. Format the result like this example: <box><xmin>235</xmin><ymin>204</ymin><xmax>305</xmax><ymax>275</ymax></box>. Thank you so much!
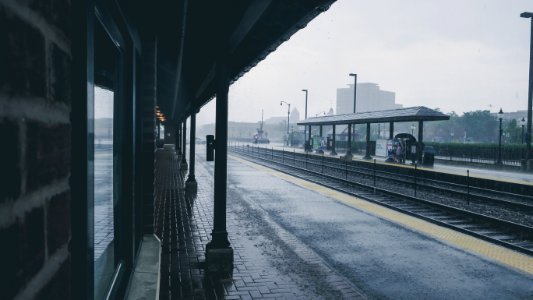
<box><xmin>157</xmin><ymin>145</ymin><xmax>533</xmax><ymax>299</ymax></box>
<box><xmin>243</xmin><ymin>142</ymin><xmax>533</xmax><ymax>185</ymax></box>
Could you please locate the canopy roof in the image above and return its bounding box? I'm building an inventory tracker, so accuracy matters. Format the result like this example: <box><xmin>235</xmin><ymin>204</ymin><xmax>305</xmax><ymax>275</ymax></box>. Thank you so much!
<box><xmin>297</xmin><ymin>106</ymin><xmax>449</xmax><ymax>126</ymax></box>
<box><xmin>125</xmin><ymin>0</ymin><xmax>335</xmax><ymax>123</ymax></box>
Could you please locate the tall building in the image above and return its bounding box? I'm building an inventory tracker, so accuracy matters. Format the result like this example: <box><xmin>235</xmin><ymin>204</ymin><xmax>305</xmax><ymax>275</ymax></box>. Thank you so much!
<box><xmin>336</xmin><ymin>83</ymin><xmax>402</xmax><ymax>114</ymax></box>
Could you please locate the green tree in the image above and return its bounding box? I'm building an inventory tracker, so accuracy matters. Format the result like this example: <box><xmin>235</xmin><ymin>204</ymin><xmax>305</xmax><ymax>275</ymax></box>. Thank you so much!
<box><xmin>459</xmin><ymin>110</ymin><xmax>498</xmax><ymax>143</ymax></box>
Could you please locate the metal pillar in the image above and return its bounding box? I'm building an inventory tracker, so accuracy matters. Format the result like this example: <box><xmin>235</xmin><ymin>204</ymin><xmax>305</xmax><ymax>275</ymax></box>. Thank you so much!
<box><xmin>418</xmin><ymin>121</ymin><xmax>424</xmax><ymax>163</ymax></box>
<box><xmin>186</xmin><ymin>112</ymin><xmax>197</xmax><ymax>192</ymax></box>
<box><xmin>176</xmin><ymin>125</ymin><xmax>181</xmax><ymax>155</ymax></box>
<box><xmin>389</xmin><ymin>122</ymin><xmax>394</xmax><ymax>139</ymax></box>
<box><xmin>364</xmin><ymin>123</ymin><xmax>372</xmax><ymax>159</ymax></box>
<box><xmin>497</xmin><ymin>117</ymin><xmax>503</xmax><ymax>165</ymax></box>
<box><xmin>350</xmin><ymin>73</ymin><xmax>357</xmax><ymax>113</ymax></box>
<box><xmin>206</xmin><ymin>60</ymin><xmax>233</xmax><ymax>274</ymax></box>
<box><xmin>522</xmin><ymin>13</ymin><xmax>533</xmax><ymax>160</ymax></box>
<box><xmin>181</xmin><ymin>120</ymin><xmax>188</xmax><ymax>169</ymax></box>
<box><xmin>347</xmin><ymin>124</ymin><xmax>352</xmax><ymax>155</ymax></box>
<box><xmin>318</xmin><ymin>125</ymin><xmax>323</xmax><ymax>153</ymax></box>
<box><xmin>331</xmin><ymin>125</ymin><xmax>337</xmax><ymax>155</ymax></box>
<box><xmin>307</xmin><ymin>125</ymin><xmax>312</xmax><ymax>152</ymax></box>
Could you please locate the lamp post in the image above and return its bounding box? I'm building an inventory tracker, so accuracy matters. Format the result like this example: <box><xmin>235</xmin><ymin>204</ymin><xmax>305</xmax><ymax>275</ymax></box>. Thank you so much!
<box><xmin>349</xmin><ymin>73</ymin><xmax>357</xmax><ymax>113</ymax></box>
<box><xmin>522</xmin><ymin>117</ymin><xmax>526</xmax><ymax>144</ymax></box>
<box><xmin>497</xmin><ymin>108</ymin><xmax>504</xmax><ymax>165</ymax></box>
<box><xmin>302</xmin><ymin>89</ymin><xmax>308</xmax><ymax>149</ymax></box>
<box><xmin>280</xmin><ymin>101</ymin><xmax>291</xmax><ymax>146</ymax></box>
<box><xmin>302</xmin><ymin>89</ymin><xmax>308</xmax><ymax>119</ymax></box>
<box><xmin>521</xmin><ymin>12</ymin><xmax>533</xmax><ymax>160</ymax></box>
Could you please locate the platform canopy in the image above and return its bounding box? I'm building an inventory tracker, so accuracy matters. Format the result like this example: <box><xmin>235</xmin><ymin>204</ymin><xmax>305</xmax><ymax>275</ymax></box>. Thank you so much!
<box><xmin>297</xmin><ymin>106</ymin><xmax>449</xmax><ymax>126</ymax></box>
<box><xmin>126</xmin><ymin>0</ymin><xmax>335</xmax><ymax>123</ymax></box>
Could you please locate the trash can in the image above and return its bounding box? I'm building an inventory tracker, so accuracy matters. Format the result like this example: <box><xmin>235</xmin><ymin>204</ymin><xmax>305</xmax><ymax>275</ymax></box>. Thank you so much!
<box><xmin>422</xmin><ymin>146</ymin><xmax>435</xmax><ymax>167</ymax></box>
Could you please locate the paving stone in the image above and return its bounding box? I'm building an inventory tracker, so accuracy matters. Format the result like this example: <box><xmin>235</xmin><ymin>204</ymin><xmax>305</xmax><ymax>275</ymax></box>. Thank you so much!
<box><xmin>153</xmin><ymin>146</ymin><xmax>365</xmax><ymax>299</ymax></box>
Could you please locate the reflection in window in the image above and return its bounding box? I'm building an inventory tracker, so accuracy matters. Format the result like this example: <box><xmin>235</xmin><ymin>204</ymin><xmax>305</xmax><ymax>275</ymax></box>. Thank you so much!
<box><xmin>94</xmin><ymin>86</ymin><xmax>114</xmax><ymax>298</ymax></box>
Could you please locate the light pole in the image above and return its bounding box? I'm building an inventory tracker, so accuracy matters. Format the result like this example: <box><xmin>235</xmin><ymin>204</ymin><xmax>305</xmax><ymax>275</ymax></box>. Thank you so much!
<box><xmin>302</xmin><ymin>89</ymin><xmax>308</xmax><ymax>149</ymax></box>
<box><xmin>521</xmin><ymin>12</ymin><xmax>533</xmax><ymax>160</ymax></box>
<box><xmin>497</xmin><ymin>108</ymin><xmax>504</xmax><ymax>165</ymax></box>
<box><xmin>522</xmin><ymin>117</ymin><xmax>526</xmax><ymax>144</ymax></box>
<box><xmin>280</xmin><ymin>101</ymin><xmax>291</xmax><ymax>146</ymax></box>
<box><xmin>349</xmin><ymin>73</ymin><xmax>357</xmax><ymax>113</ymax></box>
<box><xmin>302</xmin><ymin>89</ymin><xmax>308</xmax><ymax>119</ymax></box>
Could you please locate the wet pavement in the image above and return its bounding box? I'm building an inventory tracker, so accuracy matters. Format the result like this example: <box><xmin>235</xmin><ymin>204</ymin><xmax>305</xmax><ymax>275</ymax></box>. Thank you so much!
<box><xmin>156</xmin><ymin>144</ymin><xmax>533</xmax><ymax>299</ymax></box>
<box><xmin>154</xmin><ymin>145</ymin><xmax>364</xmax><ymax>299</ymax></box>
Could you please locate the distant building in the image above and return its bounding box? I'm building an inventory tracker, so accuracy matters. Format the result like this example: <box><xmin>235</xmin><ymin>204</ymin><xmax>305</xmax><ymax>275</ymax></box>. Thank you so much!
<box><xmin>493</xmin><ymin>110</ymin><xmax>527</xmax><ymax>122</ymax></box>
<box><xmin>336</xmin><ymin>83</ymin><xmax>402</xmax><ymax>114</ymax></box>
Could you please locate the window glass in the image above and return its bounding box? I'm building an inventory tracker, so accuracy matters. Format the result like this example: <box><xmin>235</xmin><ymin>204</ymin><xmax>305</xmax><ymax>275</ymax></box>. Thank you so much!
<box><xmin>93</xmin><ymin>86</ymin><xmax>115</xmax><ymax>298</ymax></box>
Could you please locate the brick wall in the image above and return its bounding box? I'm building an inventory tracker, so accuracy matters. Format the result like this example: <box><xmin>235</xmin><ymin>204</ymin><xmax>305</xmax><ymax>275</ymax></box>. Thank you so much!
<box><xmin>0</xmin><ymin>0</ymin><xmax>72</xmax><ymax>299</ymax></box>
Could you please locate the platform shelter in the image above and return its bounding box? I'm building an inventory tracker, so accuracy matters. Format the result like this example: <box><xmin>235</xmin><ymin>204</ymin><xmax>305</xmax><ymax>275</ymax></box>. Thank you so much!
<box><xmin>297</xmin><ymin>106</ymin><xmax>450</xmax><ymax>161</ymax></box>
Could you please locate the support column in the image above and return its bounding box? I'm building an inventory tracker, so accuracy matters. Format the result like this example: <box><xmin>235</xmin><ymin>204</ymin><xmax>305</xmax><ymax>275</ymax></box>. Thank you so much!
<box><xmin>418</xmin><ymin>121</ymin><xmax>424</xmax><ymax>163</ymax></box>
<box><xmin>181</xmin><ymin>120</ymin><xmax>188</xmax><ymax>169</ymax></box>
<box><xmin>364</xmin><ymin>123</ymin><xmax>372</xmax><ymax>159</ymax></box>
<box><xmin>318</xmin><ymin>125</ymin><xmax>323</xmax><ymax>154</ymax></box>
<box><xmin>331</xmin><ymin>124</ymin><xmax>337</xmax><ymax>155</ymax></box>
<box><xmin>176</xmin><ymin>125</ymin><xmax>181</xmax><ymax>155</ymax></box>
<box><xmin>206</xmin><ymin>60</ymin><xmax>233</xmax><ymax>274</ymax></box>
<box><xmin>347</xmin><ymin>124</ymin><xmax>352</xmax><ymax>155</ymax></box>
<box><xmin>389</xmin><ymin>122</ymin><xmax>394</xmax><ymax>139</ymax></box>
<box><xmin>307</xmin><ymin>125</ymin><xmax>312</xmax><ymax>152</ymax></box>
<box><xmin>186</xmin><ymin>112</ymin><xmax>197</xmax><ymax>192</ymax></box>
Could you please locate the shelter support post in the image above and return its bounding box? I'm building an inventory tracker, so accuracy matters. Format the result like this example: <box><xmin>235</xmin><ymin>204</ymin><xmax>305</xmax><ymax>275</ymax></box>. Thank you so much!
<box><xmin>318</xmin><ymin>125</ymin><xmax>323</xmax><ymax>153</ymax></box>
<box><xmin>181</xmin><ymin>120</ymin><xmax>188</xmax><ymax>169</ymax></box>
<box><xmin>418</xmin><ymin>121</ymin><xmax>424</xmax><ymax>163</ymax></box>
<box><xmin>186</xmin><ymin>112</ymin><xmax>197</xmax><ymax>192</ymax></box>
<box><xmin>389</xmin><ymin>122</ymin><xmax>394</xmax><ymax>140</ymax></box>
<box><xmin>176</xmin><ymin>125</ymin><xmax>181</xmax><ymax>155</ymax></box>
<box><xmin>307</xmin><ymin>125</ymin><xmax>312</xmax><ymax>151</ymax></box>
<box><xmin>364</xmin><ymin>123</ymin><xmax>372</xmax><ymax>159</ymax></box>
<box><xmin>347</xmin><ymin>124</ymin><xmax>352</xmax><ymax>155</ymax></box>
<box><xmin>206</xmin><ymin>60</ymin><xmax>233</xmax><ymax>274</ymax></box>
<box><xmin>331</xmin><ymin>125</ymin><xmax>337</xmax><ymax>155</ymax></box>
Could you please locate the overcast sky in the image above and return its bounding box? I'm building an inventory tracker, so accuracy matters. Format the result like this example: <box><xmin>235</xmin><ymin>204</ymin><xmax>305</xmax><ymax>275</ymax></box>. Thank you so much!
<box><xmin>197</xmin><ymin>0</ymin><xmax>532</xmax><ymax>126</ymax></box>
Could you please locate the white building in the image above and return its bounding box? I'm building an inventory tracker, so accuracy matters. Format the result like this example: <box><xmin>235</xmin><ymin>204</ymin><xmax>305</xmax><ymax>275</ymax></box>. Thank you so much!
<box><xmin>336</xmin><ymin>83</ymin><xmax>402</xmax><ymax>114</ymax></box>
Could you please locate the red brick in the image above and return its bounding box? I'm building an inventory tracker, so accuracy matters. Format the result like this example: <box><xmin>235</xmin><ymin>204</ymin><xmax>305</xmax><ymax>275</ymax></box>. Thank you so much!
<box><xmin>0</xmin><ymin>119</ymin><xmax>21</xmax><ymax>202</ymax></box>
<box><xmin>0</xmin><ymin>207</ymin><xmax>45</xmax><ymax>298</ymax></box>
<box><xmin>50</xmin><ymin>43</ymin><xmax>72</xmax><ymax>105</ymax></box>
<box><xmin>0</xmin><ymin>6</ymin><xmax>46</xmax><ymax>97</ymax></box>
<box><xmin>29</xmin><ymin>0</ymin><xmax>71</xmax><ymax>36</ymax></box>
<box><xmin>26</xmin><ymin>122</ymin><xmax>71</xmax><ymax>191</ymax></box>
<box><xmin>36</xmin><ymin>256</ymin><xmax>71</xmax><ymax>300</ymax></box>
<box><xmin>47</xmin><ymin>191</ymin><xmax>70</xmax><ymax>256</ymax></box>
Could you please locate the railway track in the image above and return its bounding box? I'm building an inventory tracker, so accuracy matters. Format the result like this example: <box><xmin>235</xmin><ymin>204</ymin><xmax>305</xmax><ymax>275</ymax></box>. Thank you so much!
<box><xmin>230</xmin><ymin>145</ymin><xmax>533</xmax><ymax>256</ymax></box>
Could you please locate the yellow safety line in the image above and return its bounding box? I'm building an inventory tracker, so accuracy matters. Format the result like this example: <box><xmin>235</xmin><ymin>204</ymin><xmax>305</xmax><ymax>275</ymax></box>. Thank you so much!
<box><xmin>229</xmin><ymin>155</ymin><xmax>533</xmax><ymax>275</ymax></box>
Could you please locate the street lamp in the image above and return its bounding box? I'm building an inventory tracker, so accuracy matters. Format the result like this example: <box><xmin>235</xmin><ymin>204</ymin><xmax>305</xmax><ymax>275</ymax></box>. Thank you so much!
<box><xmin>349</xmin><ymin>73</ymin><xmax>357</xmax><ymax>113</ymax></box>
<box><xmin>497</xmin><ymin>108</ymin><xmax>504</xmax><ymax>165</ymax></box>
<box><xmin>301</xmin><ymin>89</ymin><xmax>308</xmax><ymax>119</ymax></box>
<box><xmin>302</xmin><ymin>89</ymin><xmax>308</xmax><ymax>149</ymax></box>
<box><xmin>521</xmin><ymin>12</ymin><xmax>533</xmax><ymax>160</ymax></box>
<box><xmin>522</xmin><ymin>117</ymin><xmax>526</xmax><ymax>144</ymax></box>
<box><xmin>315</xmin><ymin>111</ymin><xmax>326</xmax><ymax>117</ymax></box>
<box><xmin>410</xmin><ymin>124</ymin><xmax>415</xmax><ymax>136</ymax></box>
<box><xmin>280</xmin><ymin>100</ymin><xmax>291</xmax><ymax>146</ymax></box>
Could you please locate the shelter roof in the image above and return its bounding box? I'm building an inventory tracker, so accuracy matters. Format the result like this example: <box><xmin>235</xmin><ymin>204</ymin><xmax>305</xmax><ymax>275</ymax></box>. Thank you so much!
<box><xmin>297</xmin><ymin>106</ymin><xmax>449</xmax><ymax>126</ymax></box>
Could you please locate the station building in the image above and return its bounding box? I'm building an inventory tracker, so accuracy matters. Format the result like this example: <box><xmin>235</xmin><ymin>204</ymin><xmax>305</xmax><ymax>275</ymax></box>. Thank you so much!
<box><xmin>0</xmin><ymin>0</ymin><xmax>335</xmax><ymax>298</ymax></box>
